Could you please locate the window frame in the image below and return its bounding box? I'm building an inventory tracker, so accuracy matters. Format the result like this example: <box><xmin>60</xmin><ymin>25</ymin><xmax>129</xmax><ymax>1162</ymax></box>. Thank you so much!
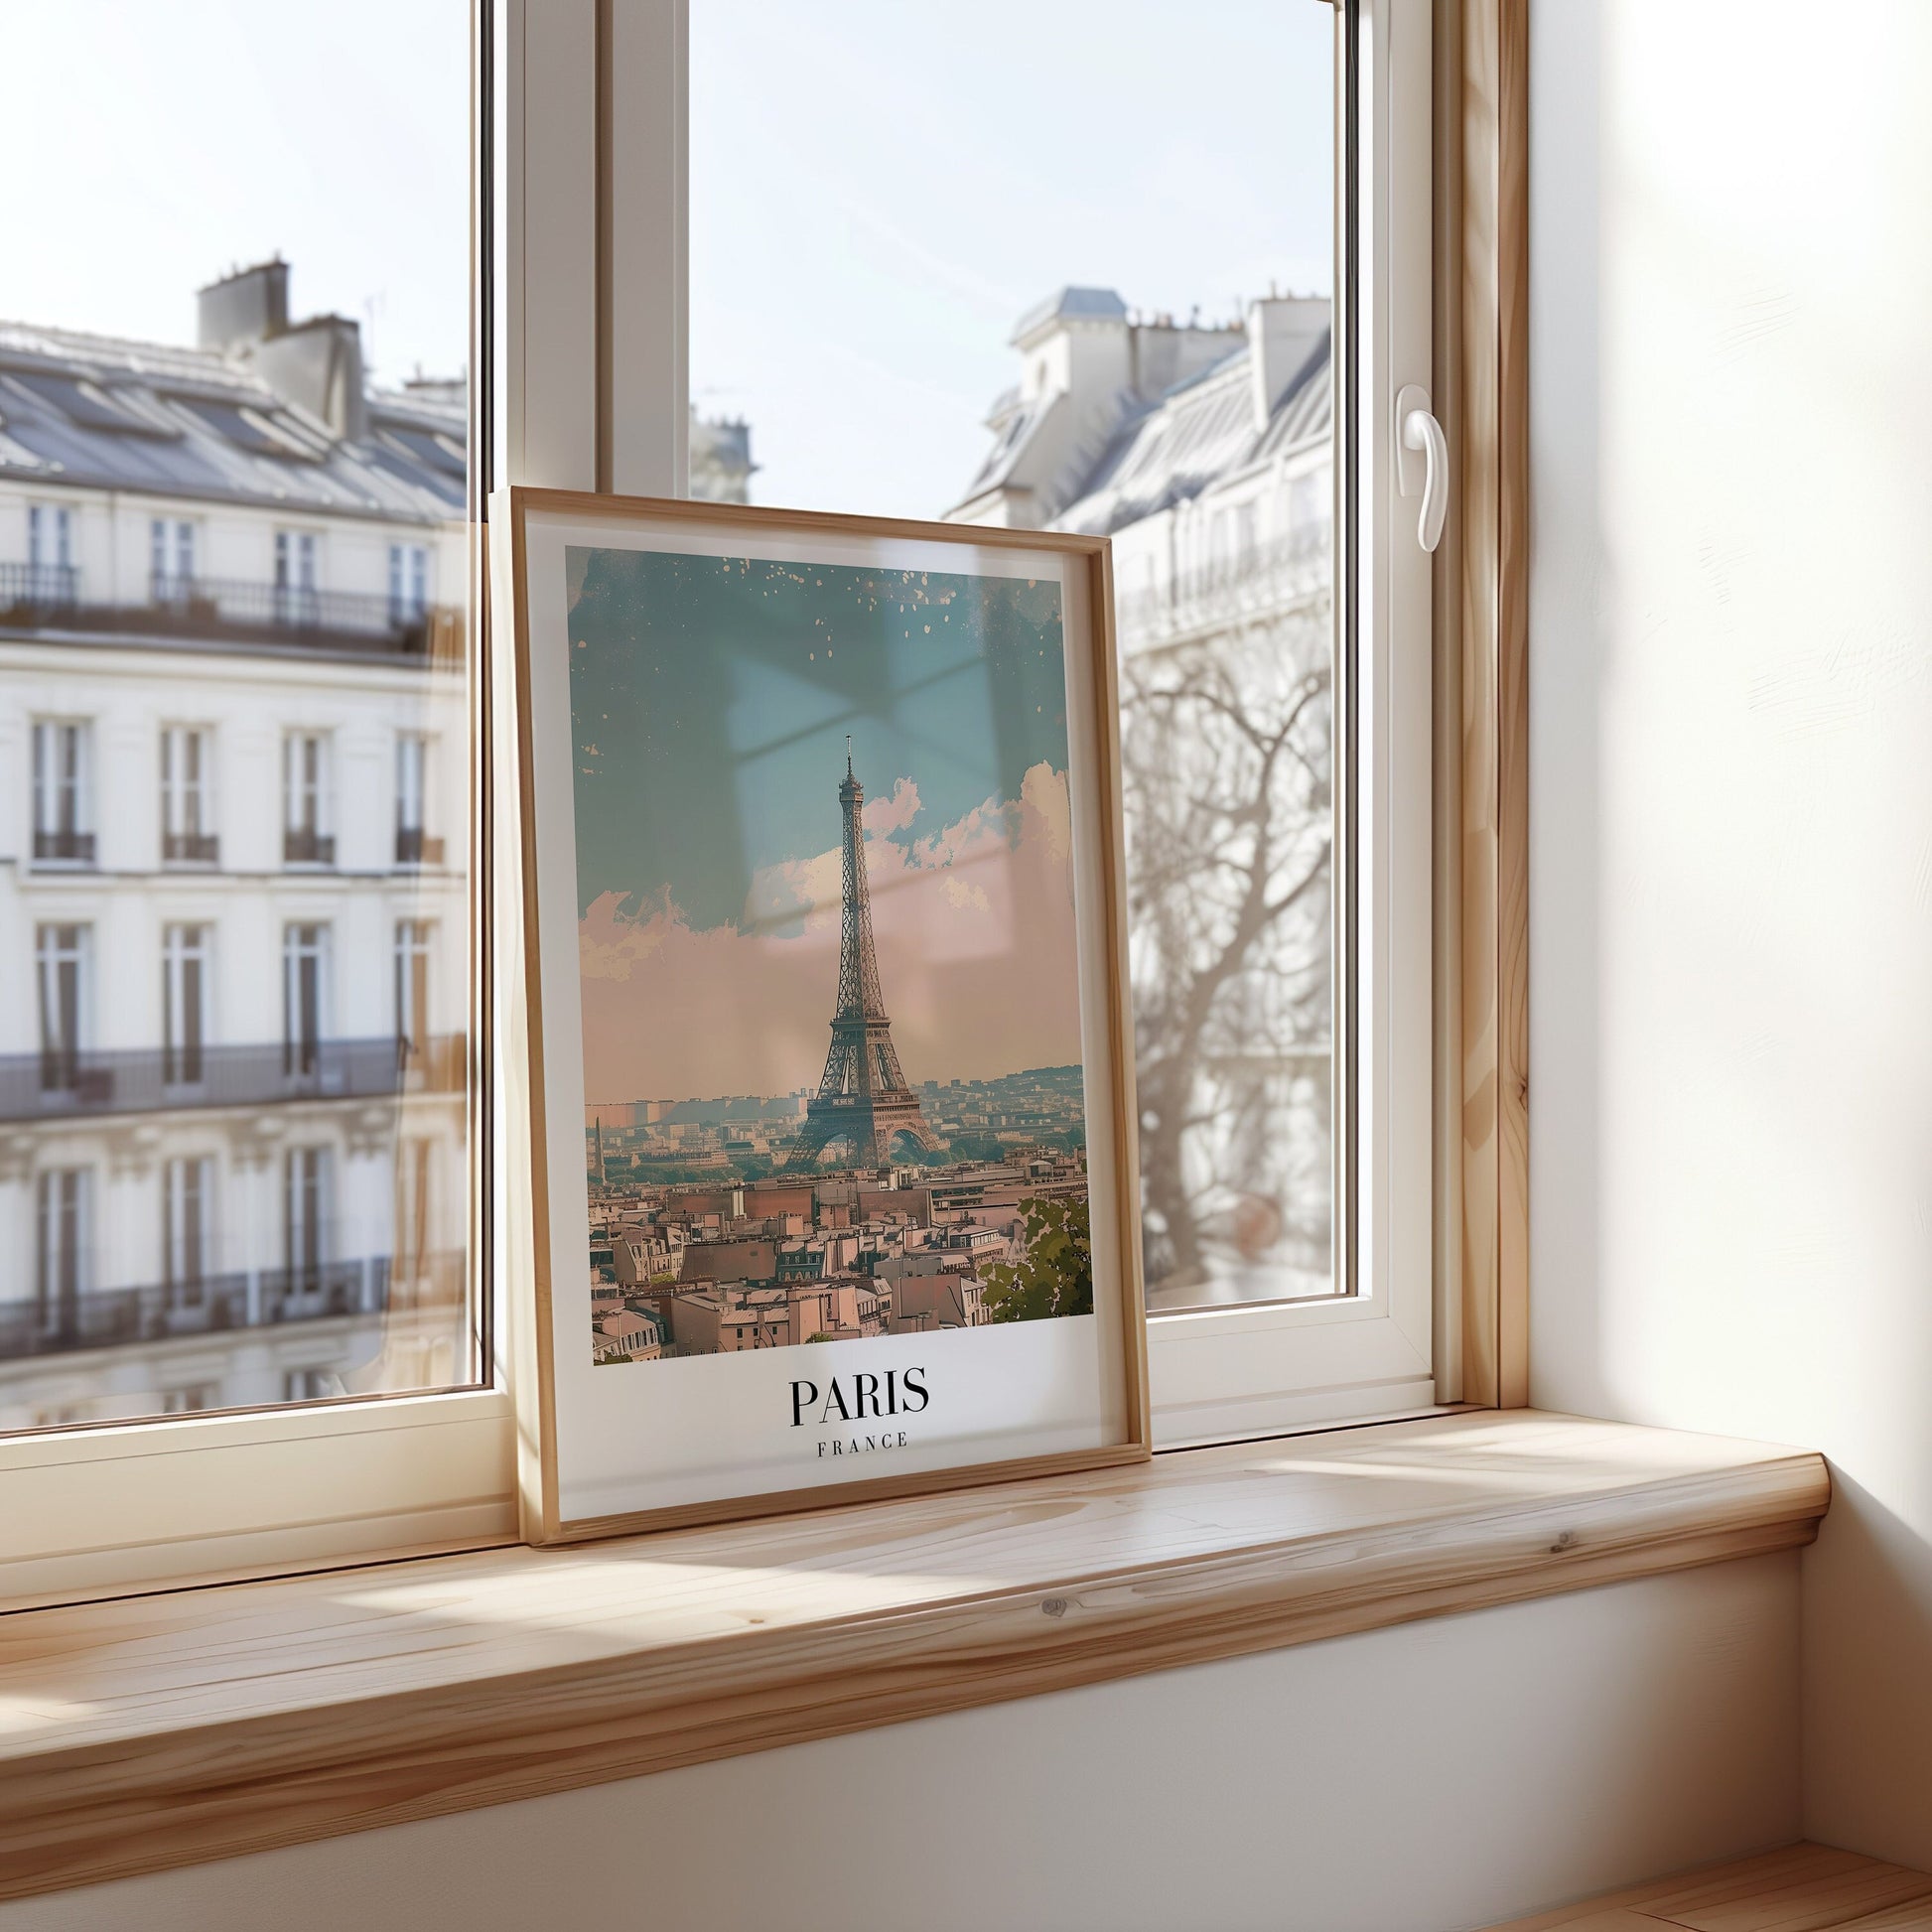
<box><xmin>604</xmin><ymin>0</ymin><xmax>1446</xmax><ymax>1448</ymax></box>
<box><xmin>0</xmin><ymin>0</ymin><xmax>529</xmax><ymax>1608</ymax></box>
<box><xmin>1137</xmin><ymin>0</ymin><xmax>1443</xmax><ymax>1445</ymax></box>
<box><xmin>0</xmin><ymin>0</ymin><xmax>1464</xmax><ymax>1609</ymax></box>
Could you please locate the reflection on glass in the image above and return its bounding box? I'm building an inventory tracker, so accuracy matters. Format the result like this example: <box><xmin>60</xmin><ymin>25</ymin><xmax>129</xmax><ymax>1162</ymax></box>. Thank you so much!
<box><xmin>691</xmin><ymin>0</ymin><xmax>1336</xmax><ymax>1311</ymax></box>
<box><xmin>1</xmin><ymin>0</ymin><xmax>473</xmax><ymax>1431</ymax></box>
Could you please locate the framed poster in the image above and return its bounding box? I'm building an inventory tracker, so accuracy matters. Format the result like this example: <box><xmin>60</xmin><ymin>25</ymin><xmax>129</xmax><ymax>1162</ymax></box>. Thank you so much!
<box><xmin>494</xmin><ymin>487</ymin><xmax>1148</xmax><ymax>1543</ymax></box>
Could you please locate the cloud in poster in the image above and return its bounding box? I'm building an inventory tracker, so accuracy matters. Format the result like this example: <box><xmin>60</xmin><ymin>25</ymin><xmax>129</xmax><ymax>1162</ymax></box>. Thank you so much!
<box><xmin>579</xmin><ymin>762</ymin><xmax>1081</xmax><ymax>1103</ymax></box>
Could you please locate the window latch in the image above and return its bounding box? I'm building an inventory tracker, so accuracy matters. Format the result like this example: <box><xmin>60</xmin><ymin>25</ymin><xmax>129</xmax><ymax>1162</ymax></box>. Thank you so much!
<box><xmin>1395</xmin><ymin>383</ymin><xmax>1449</xmax><ymax>555</ymax></box>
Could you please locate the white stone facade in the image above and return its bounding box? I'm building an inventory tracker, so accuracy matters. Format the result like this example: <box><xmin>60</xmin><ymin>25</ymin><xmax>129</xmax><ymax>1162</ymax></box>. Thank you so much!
<box><xmin>0</xmin><ymin>264</ymin><xmax>471</xmax><ymax>1428</ymax></box>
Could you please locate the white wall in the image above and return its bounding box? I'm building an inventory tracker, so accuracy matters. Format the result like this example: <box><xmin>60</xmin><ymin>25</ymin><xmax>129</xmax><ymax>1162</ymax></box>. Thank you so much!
<box><xmin>0</xmin><ymin>1560</ymin><xmax>1798</xmax><ymax>1932</ymax></box>
<box><xmin>1529</xmin><ymin>0</ymin><xmax>1932</xmax><ymax>1867</ymax></box>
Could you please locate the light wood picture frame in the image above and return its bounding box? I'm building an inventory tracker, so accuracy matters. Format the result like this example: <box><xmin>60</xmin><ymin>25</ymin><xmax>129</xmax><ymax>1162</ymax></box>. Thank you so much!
<box><xmin>492</xmin><ymin>486</ymin><xmax>1150</xmax><ymax>1544</ymax></box>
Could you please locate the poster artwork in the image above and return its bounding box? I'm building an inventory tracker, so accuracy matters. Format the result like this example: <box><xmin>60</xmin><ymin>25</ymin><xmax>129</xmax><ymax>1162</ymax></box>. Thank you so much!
<box><xmin>570</xmin><ymin>551</ymin><xmax>1096</xmax><ymax>1374</ymax></box>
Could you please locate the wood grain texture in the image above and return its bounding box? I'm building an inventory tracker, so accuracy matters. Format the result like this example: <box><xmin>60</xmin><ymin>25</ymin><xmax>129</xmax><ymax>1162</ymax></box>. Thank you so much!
<box><xmin>1452</xmin><ymin>0</ymin><xmax>1531</xmax><ymax>1407</ymax></box>
<box><xmin>0</xmin><ymin>1411</ymin><xmax>1825</xmax><ymax>1903</ymax></box>
<box><xmin>1486</xmin><ymin>1844</ymin><xmax>1932</xmax><ymax>1932</ymax></box>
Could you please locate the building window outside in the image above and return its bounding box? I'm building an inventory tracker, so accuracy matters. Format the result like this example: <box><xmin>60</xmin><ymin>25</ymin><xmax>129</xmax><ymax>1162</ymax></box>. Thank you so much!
<box><xmin>36</xmin><ymin>922</ymin><xmax>89</xmax><ymax>1094</ymax></box>
<box><xmin>395</xmin><ymin>1137</ymin><xmax>432</xmax><ymax>1292</ymax></box>
<box><xmin>1288</xmin><ymin>466</ymin><xmax>1331</xmax><ymax>550</ymax></box>
<box><xmin>35</xmin><ymin>1168</ymin><xmax>90</xmax><ymax>1341</ymax></box>
<box><xmin>150</xmin><ymin>517</ymin><xmax>196</xmax><ymax>604</ymax></box>
<box><xmin>282</xmin><ymin>922</ymin><xmax>329</xmax><ymax>1078</ymax></box>
<box><xmin>274</xmin><ymin>529</ymin><xmax>319</xmax><ymax>625</ymax></box>
<box><xmin>283</xmin><ymin>1146</ymin><xmax>333</xmax><ymax>1298</ymax></box>
<box><xmin>395</xmin><ymin>734</ymin><xmax>440</xmax><ymax>865</ymax></box>
<box><xmin>162</xmin><ymin>923</ymin><xmax>208</xmax><ymax>1087</ymax></box>
<box><xmin>160</xmin><ymin>725</ymin><xmax>216</xmax><ymax>864</ymax></box>
<box><xmin>1</xmin><ymin>0</ymin><xmax>477</xmax><ymax>1469</ymax></box>
<box><xmin>395</xmin><ymin>918</ymin><xmax>431</xmax><ymax>1061</ymax></box>
<box><xmin>282</xmin><ymin>1366</ymin><xmax>341</xmax><ymax>1404</ymax></box>
<box><xmin>388</xmin><ymin>542</ymin><xmax>429</xmax><ymax>623</ymax></box>
<box><xmin>162</xmin><ymin>1155</ymin><xmax>214</xmax><ymax>1308</ymax></box>
<box><xmin>282</xmin><ymin>732</ymin><xmax>334</xmax><ymax>866</ymax></box>
<box><xmin>27</xmin><ymin>503</ymin><xmax>75</xmax><ymax>603</ymax></box>
<box><xmin>31</xmin><ymin>719</ymin><xmax>93</xmax><ymax>865</ymax></box>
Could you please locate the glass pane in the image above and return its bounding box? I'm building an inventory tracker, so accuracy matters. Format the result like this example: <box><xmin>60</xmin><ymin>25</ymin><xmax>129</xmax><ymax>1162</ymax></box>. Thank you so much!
<box><xmin>690</xmin><ymin>0</ymin><xmax>1337</xmax><ymax>1312</ymax></box>
<box><xmin>1</xmin><ymin>0</ymin><xmax>476</xmax><ymax>1431</ymax></box>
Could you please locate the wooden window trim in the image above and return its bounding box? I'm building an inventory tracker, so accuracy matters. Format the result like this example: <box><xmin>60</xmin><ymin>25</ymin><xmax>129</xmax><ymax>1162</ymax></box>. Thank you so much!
<box><xmin>1438</xmin><ymin>0</ymin><xmax>1531</xmax><ymax>1406</ymax></box>
<box><xmin>0</xmin><ymin>1411</ymin><xmax>1827</xmax><ymax>1902</ymax></box>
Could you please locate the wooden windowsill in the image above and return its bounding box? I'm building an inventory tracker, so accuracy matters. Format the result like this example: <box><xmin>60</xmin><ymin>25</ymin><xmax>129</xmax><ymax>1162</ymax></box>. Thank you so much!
<box><xmin>0</xmin><ymin>1409</ymin><xmax>1828</xmax><ymax>1903</ymax></box>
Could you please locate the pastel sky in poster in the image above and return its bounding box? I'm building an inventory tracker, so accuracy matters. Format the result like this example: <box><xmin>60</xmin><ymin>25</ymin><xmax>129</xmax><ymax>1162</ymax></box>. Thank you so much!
<box><xmin>566</xmin><ymin>549</ymin><xmax>1086</xmax><ymax>1103</ymax></box>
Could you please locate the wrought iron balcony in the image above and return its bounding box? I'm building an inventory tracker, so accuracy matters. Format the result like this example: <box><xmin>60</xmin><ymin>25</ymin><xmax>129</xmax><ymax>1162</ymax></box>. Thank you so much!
<box><xmin>0</xmin><ymin>561</ymin><xmax>462</xmax><ymax>662</ymax></box>
<box><xmin>283</xmin><ymin>826</ymin><xmax>336</xmax><ymax>867</ymax></box>
<box><xmin>163</xmin><ymin>830</ymin><xmax>219</xmax><ymax>865</ymax></box>
<box><xmin>32</xmin><ymin>828</ymin><xmax>95</xmax><ymax>865</ymax></box>
<box><xmin>4</xmin><ymin>1033</ymin><xmax>466</xmax><ymax>1121</ymax></box>
<box><xmin>0</xmin><ymin>1250</ymin><xmax>466</xmax><ymax>1364</ymax></box>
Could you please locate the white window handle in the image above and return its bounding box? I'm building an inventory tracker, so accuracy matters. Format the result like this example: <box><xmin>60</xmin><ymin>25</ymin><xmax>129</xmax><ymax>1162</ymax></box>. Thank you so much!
<box><xmin>1395</xmin><ymin>382</ymin><xmax>1449</xmax><ymax>555</ymax></box>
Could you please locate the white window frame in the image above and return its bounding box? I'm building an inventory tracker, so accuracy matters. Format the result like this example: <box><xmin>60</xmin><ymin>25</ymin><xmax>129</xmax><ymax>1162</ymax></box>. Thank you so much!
<box><xmin>1137</xmin><ymin>0</ymin><xmax>1439</xmax><ymax>1444</ymax></box>
<box><xmin>160</xmin><ymin>722</ymin><xmax>215</xmax><ymax>862</ymax></box>
<box><xmin>396</xmin><ymin>730</ymin><xmax>430</xmax><ymax>861</ymax></box>
<box><xmin>0</xmin><ymin>0</ymin><xmax>1445</xmax><ymax>1607</ymax></box>
<box><xmin>162</xmin><ymin>920</ymin><xmax>210</xmax><ymax>1087</ymax></box>
<box><xmin>281</xmin><ymin>920</ymin><xmax>333</xmax><ymax>1073</ymax></box>
<box><xmin>35</xmin><ymin>921</ymin><xmax>91</xmax><ymax>1073</ymax></box>
<box><xmin>28</xmin><ymin>502</ymin><xmax>74</xmax><ymax>575</ymax></box>
<box><xmin>0</xmin><ymin>0</ymin><xmax>553</xmax><ymax>1610</ymax></box>
<box><xmin>395</xmin><ymin>917</ymin><xmax>432</xmax><ymax>1057</ymax></box>
<box><xmin>35</xmin><ymin>1167</ymin><xmax>92</xmax><ymax>1342</ymax></box>
<box><xmin>31</xmin><ymin>717</ymin><xmax>93</xmax><ymax>863</ymax></box>
<box><xmin>162</xmin><ymin>1154</ymin><xmax>216</xmax><ymax>1305</ymax></box>
<box><xmin>151</xmin><ymin>516</ymin><xmax>197</xmax><ymax>599</ymax></box>
<box><xmin>281</xmin><ymin>729</ymin><xmax>335</xmax><ymax>866</ymax></box>
<box><xmin>600</xmin><ymin>0</ymin><xmax>1441</xmax><ymax>1447</ymax></box>
<box><xmin>389</xmin><ymin>541</ymin><xmax>431</xmax><ymax>621</ymax></box>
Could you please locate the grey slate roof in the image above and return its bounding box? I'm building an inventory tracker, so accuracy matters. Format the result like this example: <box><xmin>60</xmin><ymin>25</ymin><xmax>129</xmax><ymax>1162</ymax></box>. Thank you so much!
<box><xmin>0</xmin><ymin>321</ymin><xmax>465</xmax><ymax>525</ymax></box>
<box><xmin>1055</xmin><ymin>331</ymin><xmax>1330</xmax><ymax>535</ymax></box>
<box><xmin>1010</xmin><ymin>286</ymin><xmax>1130</xmax><ymax>344</ymax></box>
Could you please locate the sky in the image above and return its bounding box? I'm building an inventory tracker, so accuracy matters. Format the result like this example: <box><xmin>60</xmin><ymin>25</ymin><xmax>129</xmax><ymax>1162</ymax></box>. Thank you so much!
<box><xmin>6</xmin><ymin>0</ymin><xmax>470</xmax><ymax>390</ymax></box>
<box><xmin>7</xmin><ymin>1</ymin><xmax>1330</xmax><ymax>512</ymax></box>
<box><xmin>691</xmin><ymin>0</ymin><xmax>1334</xmax><ymax>515</ymax></box>
<box><xmin>567</xmin><ymin>551</ymin><xmax>1086</xmax><ymax>1101</ymax></box>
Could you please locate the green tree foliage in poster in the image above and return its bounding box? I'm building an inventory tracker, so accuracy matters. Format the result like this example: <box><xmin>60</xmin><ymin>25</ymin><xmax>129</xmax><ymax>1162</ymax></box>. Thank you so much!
<box><xmin>982</xmin><ymin>1196</ymin><xmax>1094</xmax><ymax>1323</ymax></box>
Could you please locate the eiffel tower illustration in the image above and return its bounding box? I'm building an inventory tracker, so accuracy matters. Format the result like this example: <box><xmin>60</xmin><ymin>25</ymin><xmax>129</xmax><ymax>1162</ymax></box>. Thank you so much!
<box><xmin>785</xmin><ymin>741</ymin><xmax>941</xmax><ymax>1170</ymax></box>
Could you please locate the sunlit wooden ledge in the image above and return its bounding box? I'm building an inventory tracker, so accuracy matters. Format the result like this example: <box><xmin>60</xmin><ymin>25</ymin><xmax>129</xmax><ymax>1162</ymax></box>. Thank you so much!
<box><xmin>0</xmin><ymin>1410</ymin><xmax>1827</xmax><ymax>1903</ymax></box>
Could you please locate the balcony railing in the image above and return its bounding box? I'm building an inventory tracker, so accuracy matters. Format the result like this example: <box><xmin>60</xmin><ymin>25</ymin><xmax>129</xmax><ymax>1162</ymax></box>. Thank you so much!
<box><xmin>0</xmin><ymin>562</ymin><xmax>462</xmax><ymax>662</ymax></box>
<box><xmin>394</xmin><ymin>826</ymin><xmax>446</xmax><ymax>866</ymax></box>
<box><xmin>4</xmin><ymin>1033</ymin><xmax>467</xmax><ymax>1121</ymax></box>
<box><xmin>0</xmin><ymin>1250</ymin><xmax>467</xmax><ymax>1364</ymax></box>
<box><xmin>163</xmin><ymin>830</ymin><xmax>219</xmax><ymax>865</ymax></box>
<box><xmin>32</xmin><ymin>828</ymin><xmax>95</xmax><ymax>865</ymax></box>
<box><xmin>283</xmin><ymin>826</ymin><xmax>337</xmax><ymax>867</ymax></box>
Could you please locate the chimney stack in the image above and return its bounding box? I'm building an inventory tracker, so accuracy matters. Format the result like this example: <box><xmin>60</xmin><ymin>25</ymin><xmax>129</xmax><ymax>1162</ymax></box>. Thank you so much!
<box><xmin>251</xmin><ymin>317</ymin><xmax>368</xmax><ymax>442</ymax></box>
<box><xmin>196</xmin><ymin>257</ymin><xmax>367</xmax><ymax>442</ymax></box>
<box><xmin>197</xmin><ymin>258</ymin><xmax>289</xmax><ymax>353</ymax></box>
<box><xmin>1246</xmin><ymin>295</ymin><xmax>1330</xmax><ymax>434</ymax></box>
